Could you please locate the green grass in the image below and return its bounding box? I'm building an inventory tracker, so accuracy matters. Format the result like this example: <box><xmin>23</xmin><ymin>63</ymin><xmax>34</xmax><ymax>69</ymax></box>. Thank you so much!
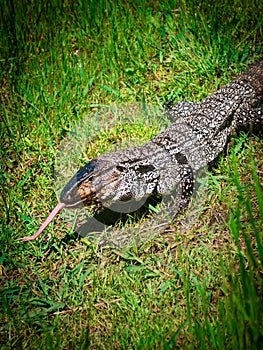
<box><xmin>1</xmin><ymin>0</ymin><xmax>263</xmax><ymax>348</ymax></box>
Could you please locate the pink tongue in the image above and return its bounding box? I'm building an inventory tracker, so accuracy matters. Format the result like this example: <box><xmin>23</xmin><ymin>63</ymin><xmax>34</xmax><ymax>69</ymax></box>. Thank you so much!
<box><xmin>19</xmin><ymin>202</ymin><xmax>66</xmax><ymax>241</ymax></box>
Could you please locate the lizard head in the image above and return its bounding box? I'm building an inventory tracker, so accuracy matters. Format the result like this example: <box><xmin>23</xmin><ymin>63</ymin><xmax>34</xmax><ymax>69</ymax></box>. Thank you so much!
<box><xmin>19</xmin><ymin>148</ymin><xmax>160</xmax><ymax>242</ymax></box>
<box><xmin>60</xmin><ymin>149</ymin><xmax>160</xmax><ymax>211</ymax></box>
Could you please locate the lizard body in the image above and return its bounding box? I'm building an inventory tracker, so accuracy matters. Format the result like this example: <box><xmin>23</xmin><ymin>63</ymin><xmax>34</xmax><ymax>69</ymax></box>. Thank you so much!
<box><xmin>61</xmin><ymin>61</ymin><xmax>262</xmax><ymax>209</ymax></box>
<box><xmin>19</xmin><ymin>61</ymin><xmax>263</xmax><ymax>241</ymax></box>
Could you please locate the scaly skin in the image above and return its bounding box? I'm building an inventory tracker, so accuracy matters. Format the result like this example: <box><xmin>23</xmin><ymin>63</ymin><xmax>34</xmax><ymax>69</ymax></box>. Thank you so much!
<box><xmin>19</xmin><ymin>61</ymin><xmax>263</xmax><ymax>241</ymax></box>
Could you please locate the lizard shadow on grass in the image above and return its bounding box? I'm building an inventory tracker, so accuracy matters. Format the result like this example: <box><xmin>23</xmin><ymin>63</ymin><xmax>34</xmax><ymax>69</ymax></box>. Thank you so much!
<box><xmin>76</xmin><ymin>195</ymin><xmax>163</xmax><ymax>238</ymax></box>
<box><xmin>53</xmin><ymin>195</ymin><xmax>163</xmax><ymax>247</ymax></box>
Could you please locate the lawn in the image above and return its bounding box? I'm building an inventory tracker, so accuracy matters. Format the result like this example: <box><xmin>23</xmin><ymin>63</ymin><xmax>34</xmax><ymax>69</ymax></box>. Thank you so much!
<box><xmin>1</xmin><ymin>0</ymin><xmax>263</xmax><ymax>348</ymax></box>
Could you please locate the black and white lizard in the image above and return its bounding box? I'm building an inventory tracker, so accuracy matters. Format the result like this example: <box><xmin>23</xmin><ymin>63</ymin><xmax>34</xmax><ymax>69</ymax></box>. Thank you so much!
<box><xmin>20</xmin><ymin>60</ymin><xmax>263</xmax><ymax>241</ymax></box>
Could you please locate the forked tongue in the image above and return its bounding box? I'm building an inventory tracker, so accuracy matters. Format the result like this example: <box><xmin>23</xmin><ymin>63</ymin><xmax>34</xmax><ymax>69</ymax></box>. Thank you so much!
<box><xmin>18</xmin><ymin>202</ymin><xmax>66</xmax><ymax>241</ymax></box>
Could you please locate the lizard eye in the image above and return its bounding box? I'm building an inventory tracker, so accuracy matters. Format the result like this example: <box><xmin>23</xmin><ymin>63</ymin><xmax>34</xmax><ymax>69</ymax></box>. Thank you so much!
<box><xmin>136</xmin><ymin>164</ymin><xmax>155</xmax><ymax>173</ymax></box>
<box><xmin>116</xmin><ymin>164</ymin><xmax>126</xmax><ymax>172</ymax></box>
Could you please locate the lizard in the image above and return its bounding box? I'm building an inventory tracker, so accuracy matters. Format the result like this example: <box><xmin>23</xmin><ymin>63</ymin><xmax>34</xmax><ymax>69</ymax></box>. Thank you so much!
<box><xmin>19</xmin><ymin>60</ymin><xmax>263</xmax><ymax>242</ymax></box>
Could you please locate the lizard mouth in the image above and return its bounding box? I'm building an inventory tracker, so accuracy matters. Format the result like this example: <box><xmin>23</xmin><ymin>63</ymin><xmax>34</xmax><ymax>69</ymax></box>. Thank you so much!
<box><xmin>60</xmin><ymin>159</ymin><xmax>98</xmax><ymax>207</ymax></box>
